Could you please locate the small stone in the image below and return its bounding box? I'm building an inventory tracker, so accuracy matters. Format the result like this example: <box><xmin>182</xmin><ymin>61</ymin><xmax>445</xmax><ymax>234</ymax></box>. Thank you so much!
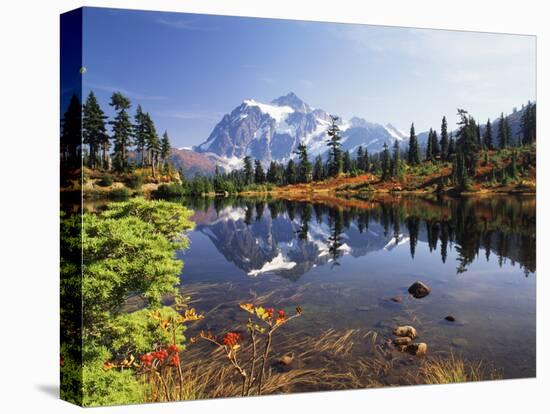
<box><xmin>393</xmin><ymin>325</ymin><xmax>417</xmax><ymax>339</ymax></box>
<box><xmin>393</xmin><ymin>337</ymin><xmax>412</xmax><ymax>346</ymax></box>
<box><xmin>390</xmin><ymin>296</ymin><xmax>403</xmax><ymax>303</ymax></box>
<box><xmin>278</xmin><ymin>353</ymin><xmax>294</xmax><ymax>366</ymax></box>
<box><xmin>445</xmin><ymin>315</ymin><xmax>456</xmax><ymax>322</ymax></box>
<box><xmin>357</xmin><ymin>306</ymin><xmax>372</xmax><ymax>312</ymax></box>
<box><xmin>405</xmin><ymin>342</ymin><xmax>428</xmax><ymax>356</ymax></box>
<box><xmin>408</xmin><ymin>281</ymin><xmax>431</xmax><ymax>298</ymax></box>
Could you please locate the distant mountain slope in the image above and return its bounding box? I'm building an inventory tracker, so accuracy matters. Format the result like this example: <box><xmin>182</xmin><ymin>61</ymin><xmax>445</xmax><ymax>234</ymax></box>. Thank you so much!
<box><xmin>169</xmin><ymin>148</ymin><xmax>233</xmax><ymax>177</ymax></box>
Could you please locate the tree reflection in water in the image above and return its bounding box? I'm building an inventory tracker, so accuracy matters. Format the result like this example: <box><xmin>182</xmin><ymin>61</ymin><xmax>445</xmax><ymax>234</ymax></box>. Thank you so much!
<box><xmin>183</xmin><ymin>195</ymin><xmax>535</xmax><ymax>279</ymax></box>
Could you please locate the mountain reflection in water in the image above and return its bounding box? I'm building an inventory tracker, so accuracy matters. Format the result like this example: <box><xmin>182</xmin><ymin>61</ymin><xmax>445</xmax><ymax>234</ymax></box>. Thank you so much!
<box><xmin>173</xmin><ymin>194</ymin><xmax>536</xmax><ymax>380</ymax></box>
<box><xmin>184</xmin><ymin>195</ymin><xmax>535</xmax><ymax>281</ymax></box>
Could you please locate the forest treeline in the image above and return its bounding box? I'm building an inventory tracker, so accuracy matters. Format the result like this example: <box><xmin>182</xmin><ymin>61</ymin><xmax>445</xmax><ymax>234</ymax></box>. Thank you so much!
<box><xmin>159</xmin><ymin>105</ymin><xmax>536</xmax><ymax>195</ymax></box>
<box><xmin>61</xmin><ymin>91</ymin><xmax>173</xmax><ymax>179</ymax></box>
<box><xmin>61</xmin><ymin>92</ymin><xmax>536</xmax><ymax>195</ymax></box>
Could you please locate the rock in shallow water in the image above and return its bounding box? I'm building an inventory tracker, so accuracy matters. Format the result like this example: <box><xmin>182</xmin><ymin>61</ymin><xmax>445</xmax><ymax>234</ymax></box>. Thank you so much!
<box><xmin>393</xmin><ymin>325</ymin><xmax>417</xmax><ymax>339</ymax></box>
<box><xmin>390</xmin><ymin>296</ymin><xmax>403</xmax><ymax>303</ymax></box>
<box><xmin>405</xmin><ymin>342</ymin><xmax>428</xmax><ymax>356</ymax></box>
<box><xmin>445</xmin><ymin>315</ymin><xmax>456</xmax><ymax>322</ymax></box>
<box><xmin>393</xmin><ymin>337</ymin><xmax>412</xmax><ymax>346</ymax></box>
<box><xmin>408</xmin><ymin>281</ymin><xmax>431</xmax><ymax>298</ymax></box>
<box><xmin>278</xmin><ymin>353</ymin><xmax>294</xmax><ymax>366</ymax></box>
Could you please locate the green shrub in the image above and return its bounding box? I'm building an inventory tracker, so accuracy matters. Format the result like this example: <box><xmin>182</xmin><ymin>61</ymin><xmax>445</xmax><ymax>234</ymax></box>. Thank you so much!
<box><xmin>154</xmin><ymin>183</ymin><xmax>187</xmax><ymax>198</ymax></box>
<box><xmin>82</xmin><ymin>352</ymin><xmax>148</xmax><ymax>407</ymax></box>
<box><xmin>97</xmin><ymin>174</ymin><xmax>114</xmax><ymax>187</ymax></box>
<box><xmin>126</xmin><ymin>174</ymin><xmax>143</xmax><ymax>190</ymax></box>
<box><xmin>109</xmin><ymin>187</ymin><xmax>130</xmax><ymax>199</ymax></box>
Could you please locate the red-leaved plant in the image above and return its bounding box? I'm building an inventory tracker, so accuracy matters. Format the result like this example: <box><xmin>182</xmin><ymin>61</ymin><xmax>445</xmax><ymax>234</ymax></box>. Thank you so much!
<box><xmin>196</xmin><ymin>304</ymin><xmax>303</xmax><ymax>396</ymax></box>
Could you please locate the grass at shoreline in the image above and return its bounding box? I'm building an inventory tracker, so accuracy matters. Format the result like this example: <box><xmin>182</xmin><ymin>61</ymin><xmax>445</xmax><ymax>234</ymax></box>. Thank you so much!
<box><xmin>138</xmin><ymin>328</ymin><xmax>501</xmax><ymax>403</ymax></box>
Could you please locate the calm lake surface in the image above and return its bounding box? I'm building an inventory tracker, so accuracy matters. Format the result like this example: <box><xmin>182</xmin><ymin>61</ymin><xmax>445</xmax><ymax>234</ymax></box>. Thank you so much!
<box><xmin>176</xmin><ymin>194</ymin><xmax>535</xmax><ymax>380</ymax></box>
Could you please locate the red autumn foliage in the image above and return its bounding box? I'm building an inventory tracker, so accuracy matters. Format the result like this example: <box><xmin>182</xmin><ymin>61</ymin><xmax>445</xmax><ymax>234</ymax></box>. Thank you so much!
<box><xmin>222</xmin><ymin>332</ymin><xmax>242</xmax><ymax>348</ymax></box>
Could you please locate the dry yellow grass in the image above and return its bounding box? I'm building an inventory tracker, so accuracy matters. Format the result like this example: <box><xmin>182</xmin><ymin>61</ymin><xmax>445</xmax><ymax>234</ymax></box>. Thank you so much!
<box><xmin>142</xmin><ymin>329</ymin><xmax>500</xmax><ymax>402</ymax></box>
<box><xmin>414</xmin><ymin>353</ymin><xmax>502</xmax><ymax>385</ymax></box>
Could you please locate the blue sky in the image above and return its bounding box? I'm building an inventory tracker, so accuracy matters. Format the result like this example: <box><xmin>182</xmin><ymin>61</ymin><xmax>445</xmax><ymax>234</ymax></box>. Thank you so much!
<box><xmin>82</xmin><ymin>7</ymin><xmax>536</xmax><ymax>148</ymax></box>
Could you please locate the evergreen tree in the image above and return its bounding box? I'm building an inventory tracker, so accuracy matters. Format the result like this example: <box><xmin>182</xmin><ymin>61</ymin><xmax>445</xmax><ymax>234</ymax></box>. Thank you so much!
<box><xmin>391</xmin><ymin>140</ymin><xmax>400</xmax><ymax>177</ymax></box>
<box><xmin>326</xmin><ymin>115</ymin><xmax>343</xmax><ymax>177</ymax></box>
<box><xmin>343</xmin><ymin>150</ymin><xmax>352</xmax><ymax>174</ymax></box>
<box><xmin>440</xmin><ymin>116</ymin><xmax>449</xmax><ymax>161</ymax></box>
<box><xmin>407</xmin><ymin>123</ymin><xmax>420</xmax><ymax>165</ymax></box>
<box><xmin>267</xmin><ymin>161</ymin><xmax>283</xmax><ymax>185</ymax></box>
<box><xmin>505</xmin><ymin>116</ymin><xmax>512</xmax><ymax>147</ymax></box>
<box><xmin>456</xmin><ymin>109</ymin><xmax>480</xmax><ymax>177</ymax></box>
<box><xmin>381</xmin><ymin>143</ymin><xmax>391</xmax><ymax>180</ymax></box>
<box><xmin>133</xmin><ymin>105</ymin><xmax>148</xmax><ymax>166</ymax></box>
<box><xmin>426</xmin><ymin>129</ymin><xmax>433</xmax><ymax>161</ymax></box>
<box><xmin>363</xmin><ymin>147</ymin><xmax>370</xmax><ymax>172</ymax></box>
<box><xmin>521</xmin><ymin>101</ymin><xmax>536</xmax><ymax>145</ymax></box>
<box><xmin>356</xmin><ymin>146</ymin><xmax>365</xmax><ymax>171</ymax></box>
<box><xmin>431</xmin><ymin>130</ymin><xmax>440</xmax><ymax>159</ymax></box>
<box><xmin>294</xmin><ymin>142</ymin><xmax>312</xmax><ymax>183</ymax></box>
<box><xmin>483</xmin><ymin>118</ymin><xmax>493</xmax><ymax>150</ymax></box>
<box><xmin>254</xmin><ymin>160</ymin><xmax>265</xmax><ymax>184</ymax></box>
<box><xmin>448</xmin><ymin>133</ymin><xmax>456</xmax><ymax>158</ymax></box>
<box><xmin>243</xmin><ymin>156</ymin><xmax>254</xmax><ymax>185</ymax></box>
<box><xmin>160</xmin><ymin>131</ymin><xmax>171</xmax><ymax>167</ymax></box>
<box><xmin>498</xmin><ymin>112</ymin><xmax>508</xmax><ymax>149</ymax></box>
<box><xmin>109</xmin><ymin>92</ymin><xmax>133</xmax><ymax>171</ymax></box>
<box><xmin>285</xmin><ymin>159</ymin><xmax>297</xmax><ymax>184</ymax></box>
<box><xmin>144</xmin><ymin>113</ymin><xmax>161</xmax><ymax>178</ymax></box>
<box><xmin>83</xmin><ymin>91</ymin><xmax>108</xmax><ymax>168</ymax></box>
<box><xmin>452</xmin><ymin>150</ymin><xmax>469</xmax><ymax>190</ymax></box>
<box><xmin>313</xmin><ymin>156</ymin><xmax>324</xmax><ymax>181</ymax></box>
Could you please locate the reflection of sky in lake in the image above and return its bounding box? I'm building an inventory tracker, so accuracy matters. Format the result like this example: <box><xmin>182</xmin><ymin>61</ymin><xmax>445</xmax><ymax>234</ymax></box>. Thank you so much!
<box><xmin>178</xmin><ymin>196</ymin><xmax>535</xmax><ymax>379</ymax></box>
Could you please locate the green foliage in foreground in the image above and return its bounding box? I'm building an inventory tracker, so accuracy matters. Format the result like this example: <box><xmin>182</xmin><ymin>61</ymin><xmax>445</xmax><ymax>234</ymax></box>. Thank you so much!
<box><xmin>61</xmin><ymin>198</ymin><xmax>194</xmax><ymax>406</ymax></box>
<box><xmin>82</xmin><ymin>347</ymin><xmax>149</xmax><ymax>407</ymax></box>
<box><xmin>109</xmin><ymin>307</ymin><xmax>187</xmax><ymax>356</ymax></box>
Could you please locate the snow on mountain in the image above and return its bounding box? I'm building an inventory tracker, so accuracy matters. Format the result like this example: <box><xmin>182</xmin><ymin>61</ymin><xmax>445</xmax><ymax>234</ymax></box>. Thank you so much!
<box><xmin>242</xmin><ymin>99</ymin><xmax>294</xmax><ymax>124</ymax></box>
<box><xmin>194</xmin><ymin>92</ymin><xmax>408</xmax><ymax>169</ymax></box>
<box><xmin>385</xmin><ymin>123</ymin><xmax>407</xmax><ymax>141</ymax></box>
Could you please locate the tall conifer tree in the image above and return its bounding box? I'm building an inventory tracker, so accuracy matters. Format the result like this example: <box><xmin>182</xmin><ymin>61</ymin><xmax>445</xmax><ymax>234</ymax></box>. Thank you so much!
<box><xmin>498</xmin><ymin>112</ymin><xmax>508</xmax><ymax>149</ymax></box>
<box><xmin>440</xmin><ymin>116</ymin><xmax>449</xmax><ymax>161</ymax></box>
<box><xmin>407</xmin><ymin>123</ymin><xmax>420</xmax><ymax>165</ymax></box>
<box><xmin>109</xmin><ymin>92</ymin><xmax>133</xmax><ymax>171</ymax></box>
<box><xmin>326</xmin><ymin>115</ymin><xmax>343</xmax><ymax>177</ymax></box>
<box><xmin>83</xmin><ymin>91</ymin><xmax>108</xmax><ymax>168</ymax></box>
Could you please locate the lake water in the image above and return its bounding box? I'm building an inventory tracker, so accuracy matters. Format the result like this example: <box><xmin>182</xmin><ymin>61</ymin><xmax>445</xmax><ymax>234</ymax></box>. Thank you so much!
<box><xmin>176</xmin><ymin>194</ymin><xmax>535</xmax><ymax>381</ymax></box>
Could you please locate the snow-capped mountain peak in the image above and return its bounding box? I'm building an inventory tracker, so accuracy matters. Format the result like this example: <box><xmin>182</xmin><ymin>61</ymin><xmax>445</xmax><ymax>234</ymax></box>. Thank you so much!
<box><xmin>242</xmin><ymin>99</ymin><xmax>295</xmax><ymax>123</ymax></box>
<box><xmin>195</xmin><ymin>92</ymin><xmax>409</xmax><ymax>168</ymax></box>
<box><xmin>271</xmin><ymin>92</ymin><xmax>312</xmax><ymax>113</ymax></box>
